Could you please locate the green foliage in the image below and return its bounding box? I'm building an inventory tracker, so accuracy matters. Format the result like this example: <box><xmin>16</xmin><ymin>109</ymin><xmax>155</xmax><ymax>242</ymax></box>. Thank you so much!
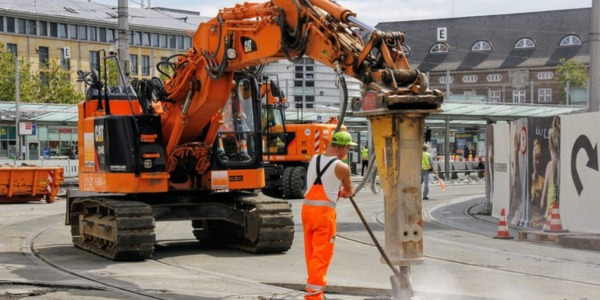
<box><xmin>0</xmin><ymin>44</ymin><xmax>41</xmax><ymax>102</ymax></box>
<box><xmin>38</xmin><ymin>60</ymin><xmax>83</xmax><ymax>104</ymax></box>
<box><xmin>100</xmin><ymin>58</ymin><xmax>120</xmax><ymax>87</ymax></box>
<box><xmin>0</xmin><ymin>44</ymin><xmax>82</xmax><ymax>103</ymax></box>
<box><xmin>555</xmin><ymin>58</ymin><xmax>588</xmax><ymax>104</ymax></box>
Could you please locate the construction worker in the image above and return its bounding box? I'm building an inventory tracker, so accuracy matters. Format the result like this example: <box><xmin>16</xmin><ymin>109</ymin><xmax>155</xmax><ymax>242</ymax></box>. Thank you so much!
<box><xmin>422</xmin><ymin>144</ymin><xmax>435</xmax><ymax>200</ymax></box>
<box><xmin>361</xmin><ymin>145</ymin><xmax>369</xmax><ymax>176</ymax></box>
<box><xmin>302</xmin><ymin>131</ymin><xmax>356</xmax><ymax>300</ymax></box>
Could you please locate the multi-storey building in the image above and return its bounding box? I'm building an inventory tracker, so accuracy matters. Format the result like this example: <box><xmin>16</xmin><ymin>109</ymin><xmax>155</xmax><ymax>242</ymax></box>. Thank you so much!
<box><xmin>0</xmin><ymin>0</ymin><xmax>206</xmax><ymax>95</ymax></box>
<box><xmin>376</xmin><ymin>8</ymin><xmax>591</xmax><ymax>105</ymax></box>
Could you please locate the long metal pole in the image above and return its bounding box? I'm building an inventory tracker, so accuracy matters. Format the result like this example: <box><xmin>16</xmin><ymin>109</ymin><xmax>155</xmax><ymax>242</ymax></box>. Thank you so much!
<box><xmin>14</xmin><ymin>55</ymin><xmax>20</xmax><ymax>161</ymax></box>
<box><xmin>118</xmin><ymin>0</ymin><xmax>129</xmax><ymax>86</ymax></box>
<box><xmin>589</xmin><ymin>0</ymin><xmax>600</xmax><ymax>112</ymax></box>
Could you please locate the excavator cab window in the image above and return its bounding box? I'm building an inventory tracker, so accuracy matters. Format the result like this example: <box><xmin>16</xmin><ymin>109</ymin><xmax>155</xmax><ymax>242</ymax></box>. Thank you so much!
<box><xmin>262</xmin><ymin>107</ymin><xmax>286</xmax><ymax>155</ymax></box>
<box><xmin>216</xmin><ymin>78</ymin><xmax>259</xmax><ymax>163</ymax></box>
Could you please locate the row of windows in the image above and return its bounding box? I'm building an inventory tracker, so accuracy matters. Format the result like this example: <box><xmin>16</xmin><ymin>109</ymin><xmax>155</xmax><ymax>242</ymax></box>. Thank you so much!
<box><xmin>7</xmin><ymin>42</ymin><xmax>159</xmax><ymax>78</ymax></box>
<box><xmin>402</xmin><ymin>35</ymin><xmax>583</xmax><ymax>55</ymax></box>
<box><xmin>0</xmin><ymin>16</ymin><xmax>191</xmax><ymax>49</ymax></box>
<box><xmin>481</xmin><ymin>88</ymin><xmax>553</xmax><ymax>103</ymax></box>
<box><xmin>439</xmin><ymin>72</ymin><xmax>554</xmax><ymax>84</ymax></box>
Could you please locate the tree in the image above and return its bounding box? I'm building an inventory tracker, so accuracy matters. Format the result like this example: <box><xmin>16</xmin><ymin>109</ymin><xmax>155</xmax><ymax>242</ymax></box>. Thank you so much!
<box><xmin>555</xmin><ymin>58</ymin><xmax>588</xmax><ymax>104</ymax></box>
<box><xmin>39</xmin><ymin>59</ymin><xmax>83</xmax><ymax>104</ymax></box>
<box><xmin>0</xmin><ymin>44</ymin><xmax>42</xmax><ymax>102</ymax></box>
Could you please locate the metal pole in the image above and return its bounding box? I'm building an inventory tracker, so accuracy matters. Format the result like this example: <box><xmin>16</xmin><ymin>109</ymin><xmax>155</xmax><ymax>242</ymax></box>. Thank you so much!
<box><xmin>14</xmin><ymin>55</ymin><xmax>20</xmax><ymax>161</ymax></box>
<box><xmin>445</xmin><ymin>115</ymin><xmax>450</xmax><ymax>181</ymax></box>
<box><xmin>445</xmin><ymin>70</ymin><xmax>451</xmax><ymax>100</ymax></box>
<box><xmin>589</xmin><ymin>0</ymin><xmax>600</xmax><ymax>112</ymax></box>
<box><xmin>118</xmin><ymin>0</ymin><xmax>130</xmax><ymax>86</ymax></box>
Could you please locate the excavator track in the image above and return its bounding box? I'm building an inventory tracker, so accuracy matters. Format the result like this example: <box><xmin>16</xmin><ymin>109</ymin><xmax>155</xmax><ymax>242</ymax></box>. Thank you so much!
<box><xmin>192</xmin><ymin>194</ymin><xmax>294</xmax><ymax>253</ymax></box>
<box><xmin>69</xmin><ymin>198</ymin><xmax>155</xmax><ymax>261</ymax></box>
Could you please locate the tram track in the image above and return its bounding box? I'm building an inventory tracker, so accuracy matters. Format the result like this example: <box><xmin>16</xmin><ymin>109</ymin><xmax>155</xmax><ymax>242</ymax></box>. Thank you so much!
<box><xmin>335</xmin><ymin>202</ymin><xmax>600</xmax><ymax>290</ymax></box>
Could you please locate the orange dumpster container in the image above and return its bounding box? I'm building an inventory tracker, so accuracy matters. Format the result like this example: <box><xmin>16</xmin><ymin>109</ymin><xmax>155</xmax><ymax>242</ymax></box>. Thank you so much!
<box><xmin>0</xmin><ymin>166</ymin><xmax>64</xmax><ymax>203</ymax></box>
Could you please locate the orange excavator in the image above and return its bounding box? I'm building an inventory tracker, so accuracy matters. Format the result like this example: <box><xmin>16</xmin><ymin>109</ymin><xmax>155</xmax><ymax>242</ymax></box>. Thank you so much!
<box><xmin>259</xmin><ymin>75</ymin><xmax>345</xmax><ymax>199</ymax></box>
<box><xmin>66</xmin><ymin>0</ymin><xmax>442</xmax><ymax>260</ymax></box>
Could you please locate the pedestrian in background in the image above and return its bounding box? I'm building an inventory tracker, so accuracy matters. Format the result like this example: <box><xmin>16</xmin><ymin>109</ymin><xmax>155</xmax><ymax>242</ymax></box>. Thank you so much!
<box><xmin>422</xmin><ymin>144</ymin><xmax>435</xmax><ymax>200</ymax></box>
<box><xmin>361</xmin><ymin>145</ymin><xmax>369</xmax><ymax>176</ymax></box>
<box><xmin>302</xmin><ymin>131</ymin><xmax>356</xmax><ymax>300</ymax></box>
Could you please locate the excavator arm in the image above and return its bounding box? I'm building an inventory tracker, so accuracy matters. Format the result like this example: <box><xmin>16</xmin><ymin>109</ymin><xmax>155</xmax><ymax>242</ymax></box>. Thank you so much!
<box><xmin>160</xmin><ymin>0</ymin><xmax>442</xmax><ymax>162</ymax></box>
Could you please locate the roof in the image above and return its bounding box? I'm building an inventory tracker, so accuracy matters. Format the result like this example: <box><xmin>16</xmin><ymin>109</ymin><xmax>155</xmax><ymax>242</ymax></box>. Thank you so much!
<box><xmin>0</xmin><ymin>0</ymin><xmax>208</xmax><ymax>32</ymax></box>
<box><xmin>0</xmin><ymin>100</ymin><xmax>585</xmax><ymax>129</ymax></box>
<box><xmin>375</xmin><ymin>8</ymin><xmax>591</xmax><ymax>72</ymax></box>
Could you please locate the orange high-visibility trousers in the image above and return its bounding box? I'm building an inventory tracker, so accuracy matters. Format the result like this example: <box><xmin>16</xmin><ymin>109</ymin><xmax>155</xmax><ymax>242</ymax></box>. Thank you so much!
<box><xmin>302</xmin><ymin>204</ymin><xmax>337</xmax><ymax>300</ymax></box>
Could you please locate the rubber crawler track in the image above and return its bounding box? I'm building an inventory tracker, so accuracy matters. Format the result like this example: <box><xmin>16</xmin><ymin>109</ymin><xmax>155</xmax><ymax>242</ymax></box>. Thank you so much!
<box><xmin>70</xmin><ymin>198</ymin><xmax>155</xmax><ymax>261</ymax></box>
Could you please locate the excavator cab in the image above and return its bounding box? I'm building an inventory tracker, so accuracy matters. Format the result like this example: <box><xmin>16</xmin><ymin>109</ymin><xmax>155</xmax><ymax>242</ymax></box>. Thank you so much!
<box><xmin>214</xmin><ymin>75</ymin><xmax>263</xmax><ymax>167</ymax></box>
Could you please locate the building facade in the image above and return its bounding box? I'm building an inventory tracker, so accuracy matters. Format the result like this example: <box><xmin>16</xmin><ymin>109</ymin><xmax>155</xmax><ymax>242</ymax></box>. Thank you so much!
<box><xmin>376</xmin><ymin>8</ymin><xmax>591</xmax><ymax>105</ymax></box>
<box><xmin>0</xmin><ymin>0</ymin><xmax>206</xmax><ymax>95</ymax></box>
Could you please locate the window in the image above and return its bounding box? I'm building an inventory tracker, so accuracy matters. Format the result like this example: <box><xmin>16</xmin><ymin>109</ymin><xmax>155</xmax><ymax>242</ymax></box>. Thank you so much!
<box><xmin>0</xmin><ymin>17</ymin><xmax>3</xmax><ymax>32</ymax></box>
<box><xmin>89</xmin><ymin>26</ymin><xmax>97</xmax><ymax>41</ymax></box>
<box><xmin>38</xmin><ymin>46</ymin><xmax>49</xmax><ymax>67</ymax></box>
<box><xmin>489</xmin><ymin>90</ymin><xmax>501</xmax><ymax>102</ymax></box>
<box><xmin>169</xmin><ymin>35</ymin><xmax>176</xmax><ymax>49</ymax></box>
<box><xmin>134</xmin><ymin>32</ymin><xmax>142</xmax><ymax>45</ymax></box>
<box><xmin>78</xmin><ymin>25</ymin><xmax>87</xmax><ymax>40</ymax></box>
<box><xmin>141</xmin><ymin>55</ymin><xmax>150</xmax><ymax>75</ymax></box>
<box><xmin>69</xmin><ymin>24</ymin><xmax>77</xmax><ymax>39</ymax></box>
<box><xmin>89</xmin><ymin>51</ymin><xmax>100</xmax><ymax>72</ymax></box>
<box><xmin>487</xmin><ymin>74</ymin><xmax>502</xmax><ymax>82</ymax></box>
<box><xmin>305</xmin><ymin>66</ymin><xmax>314</xmax><ymax>71</ymax></box>
<box><xmin>294</xmin><ymin>96</ymin><xmax>302</xmax><ymax>108</ymax></box>
<box><xmin>294</xmin><ymin>81</ymin><xmax>303</xmax><ymax>87</ymax></box>
<box><xmin>60</xmin><ymin>48</ymin><xmax>70</xmax><ymax>70</ymax></box>
<box><xmin>537</xmin><ymin>72</ymin><xmax>553</xmax><ymax>80</ymax></box>
<box><xmin>295</xmin><ymin>66</ymin><xmax>303</xmax><ymax>72</ymax></box>
<box><xmin>27</xmin><ymin>20</ymin><xmax>36</xmax><ymax>35</ymax></box>
<box><xmin>401</xmin><ymin>45</ymin><xmax>411</xmax><ymax>55</ymax></box>
<box><xmin>430</xmin><ymin>43</ymin><xmax>449</xmax><ymax>53</ymax></box>
<box><xmin>538</xmin><ymin>88</ymin><xmax>552</xmax><ymax>103</ymax></box>
<box><xmin>462</xmin><ymin>75</ymin><xmax>478</xmax><ymax>83</ymax></box>
<box><xmin>177</xmin><ymin>36</ymin><xmax>184</xmax><ymax>49</ymax></box>
<box><xmin>142</xmin><ymin>32</ymin><xmax>150</xmax><ymax>46</ymax></box>
<box><xmin>513</xmin><ymin>90</ymin><xmax>526</xmax><ymax>103</ymax></box>
<box><xmin>183</xmin><ymin>36</ymin><xmax>191</xmax><ymax>49</ymax></box>
<box><xmin>39</xmin><ymin>21</ymin><xmax>47</xmax><ymax>36</ymax></box>
<box><xmin>295</xmin><ymin>73</ymin><xmax>303</xmax><ymax>79</ymax></box>
<box><xmin>515</xmin><ymin>38</ymin><xmax>536</xmax><ymax>49</ymax></box>
<box><xmin>7</xmin><ymin>44</ymin><xmax>17</xmax><ymax>56</ymax></box>
<box><xmin>305</xmin><ymin>96</ymin><xmax>314</xmax><ymax>109</ymax></box>
<box><xmin>50</xmin><ymin>22</ymin><xmax>58</xmax><ymax>37</ymax></box>
<box><xmin>305</xmin><ymin>73</ymin><xmax>314</xmax><ymax>80</ymax></box>
<box><xmin>471</xmin><ymin>40</ymin><xmax>492</xmax><ymax>51</ymax></box>
<box><xmin>160</xmin><ymin>34</ymin><xmax>168</xmax><ymax>48</ymax></box>
<box><xmin>6</xmin><ymin>17</ymin><xmax>15</xmax><ymax>33</ymax></box>
<box><xmin>560</xmin><ymin>35</ymin><xmax>582</xmax><ymax>46</ymax></box>
<box><xmin>99</xmin><ymin>28</ymin><xmax>106</xmax><ymax>42</ymax></box>
<box><xmin>439</xmin><ymin>76</ymin><xmax>454</xmax><ymax>84</ymax></box>
<box><xmin>107</xmin><ymin>29</ymin><xmax>115</xmax><ymax>43</ymax></box>
<box><xmin>17</xmin><ymin>19</ymin><xmax>26</xmax><ymax>34</ymax></box>
<box><xmin>305</xmin><ymin>81</ymin><xmax>314</xmax><ymax>87</ymax></box>
<box><xmin>464</xmin><ymin>91</ymin><xmax>476</xmax><ymax>96</ymax></box>
<box><xmin>151</xmin><ymin>33</ymin><xmax>159</xmax><ymax>47</ymax></box>
<box><xmin>59</xmin><ymin>23</ymin><xmax>68</xmax><ymax>38</ymax></box>
<box><xmin>130</xmin><ymin>54</ymin><xmax>138</xmax><ymax>75</ymax></box>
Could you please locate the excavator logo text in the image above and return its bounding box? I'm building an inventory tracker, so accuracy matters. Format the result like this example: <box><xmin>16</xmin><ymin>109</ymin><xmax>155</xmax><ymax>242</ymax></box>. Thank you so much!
<box><xmin>242</xmin><ymin>37</ymin><xmax>257</xmax><ymax>54</ymax></box>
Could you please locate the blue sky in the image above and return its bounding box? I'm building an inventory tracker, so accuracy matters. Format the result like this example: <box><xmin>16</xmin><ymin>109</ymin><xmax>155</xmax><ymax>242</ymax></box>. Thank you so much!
<box><xmin>91</xmin><ymin>0</ymin><xmax>592</xmax><ymax>26</ymax></box>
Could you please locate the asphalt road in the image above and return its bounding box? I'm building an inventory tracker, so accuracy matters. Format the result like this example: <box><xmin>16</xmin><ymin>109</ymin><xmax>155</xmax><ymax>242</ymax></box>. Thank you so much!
<box><xmin>1</xmin><ymin>183</ymin><xmax>600</xmax><ymax>300</ymax></box>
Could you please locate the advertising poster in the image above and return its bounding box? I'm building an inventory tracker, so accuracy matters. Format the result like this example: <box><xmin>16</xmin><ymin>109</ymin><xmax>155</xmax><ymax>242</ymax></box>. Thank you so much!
<box><xmin>526</xmin><ymin>117</ymin><xmax>555</xmax><ymax>229</ymax></box>
<box><xmin>508</xmin><ymin>118</ymin><xmax>528</xmax><ymax>227</ymax></box>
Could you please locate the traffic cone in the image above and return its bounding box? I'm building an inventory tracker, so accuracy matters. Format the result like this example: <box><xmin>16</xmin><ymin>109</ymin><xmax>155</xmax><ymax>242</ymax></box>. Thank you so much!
<box><xmin>543</xmin><ymin>202</ymin><xmax>569</xmax><ymax>233</ymax></box>
<box><xmin>494</xmin><ymin>208</ymin><xmax>514</xmax><ymax>239</ymax></box>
